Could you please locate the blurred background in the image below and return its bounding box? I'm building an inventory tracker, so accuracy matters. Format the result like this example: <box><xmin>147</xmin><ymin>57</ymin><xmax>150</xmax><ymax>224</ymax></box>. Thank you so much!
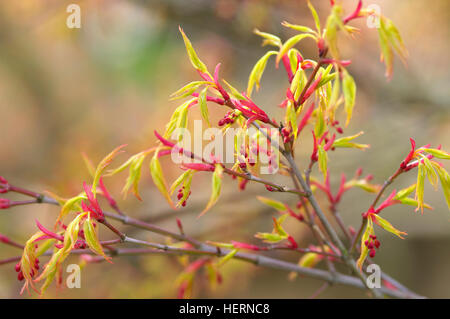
<box><xmin>0</xmin><ymin>0</ymin><xmax>449</xmax><ymax>298</ymax></box>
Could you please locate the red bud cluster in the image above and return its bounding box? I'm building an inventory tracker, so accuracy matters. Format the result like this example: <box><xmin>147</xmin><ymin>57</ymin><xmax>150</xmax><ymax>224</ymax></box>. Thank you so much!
<box><xmin>0</xmin><ymin>176</ymin><xmax>9</xmax><ymax>194</ymax></box>
<box><xmin>177</xmin><ymin>186</ymin><xmax>191</xmax><ymax>207</ymax></box>
<box><xmin>218</xmin><ymin>111</ymin><xmax>237</xmax><ymax>126</ymax></box>
<box><xmin>364</xmin><ymin>234</ymin><xmax>381</xmax><ymax>258</ymax></box>
<box><xmin>15</xmin><ymin>259</ymin><xmax>39</xmax><ymax>282</ymax></box>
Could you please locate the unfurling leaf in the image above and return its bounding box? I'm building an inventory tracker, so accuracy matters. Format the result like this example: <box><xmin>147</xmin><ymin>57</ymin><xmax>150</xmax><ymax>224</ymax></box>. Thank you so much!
<box><xmin>281</xmin><ymin>21</ymin><xmax>316</xmax><ymax>35</ymax></box>
<box><xmin>255</xmin><ymin>232</ymin><xmax>285</xmax><ymax>243</ymax></box>
<box><xmin>92</xmin><ymin>145</ymin><xmax>127</xmax><ymax>195</ymax></box>
<box><xmin>415</xmin><ymin>162</ymin><xmax>425</xmax><ymax>213</ymax></box>
<box><xmin>150</xmin><ymin>152</ymin><xmax>174</xmax><ymax>208</ymax></box>
<box><xmin>217</xmin><ymin>249</ymin><xmax>238</xmax><ymax>267</ymax></box>
<box><xmin>424</xmin><ymin>148</ymin><xmax>450</xmax><ymax>160</ymax></box>
<box><xmin>299</xmin><ymin>252</ymin><xmax>322</xmax><ymax>269</ymax></box>
<box><xmin>170</xmin><ymin>81</ymin><xmax>212</xmax><ymax>100</ymax></box>
<box><xmin>83</xmin><ymin>214</ymin><xmax>112</xmax><ymax>263</ymax></box>
<box><xmin>256</xmin><ymin>196</ymin><xmax>288</xmax><ymax>212</ymax></box>
<box><xmin>432</xmin><ymin>162</ymin><xmax>450</xmax><ymax>210</ymax></box>
<box><xmin>222</xmin><ymin>80</ymin><xmax>246</xmax><ymax>100</ymax></box>
<box><xmin>56</xmin><ymin>195</ymin><xmax>86</xmax><ymax>225</ymax></box>
<box><xmin>333</xmin><ymin>131</ymin><xmax>369</xmax><ymax>150</ymax></box>
<box><xmin>371</xmin><ymin>214</ymin><xmax>407</xmax><ymax>239</ymax></box>
<box><xmin>179</xmin><ymin>26</ymin><xmax>209</xmax><ymax>74</ymax></box>
<box><xmin>253</xmin><ymin>29</ymin><xmax>282</xmax><ymax>47</ymax></box>
<box><xmin>277</xmin><ymin>34</ymin><xmax>316</xmax><ymax>66</ymax></box>
<box><xmin>318</xmin><ymin>145</ymin><xmax>328</xmax><ymax>180</ymax></box>
<box><xmin>324</xmin><ymin>4</ymin><xmax>344</xmax><ymax>59</ymax></box>
<box><xmin>307</xmin><ymin>0</ymin><xmax>321</xmax><ymax>35</ymax></box>
<box><xmin>357</xmin><ymin>217</ymin><xmax>374</xmax><ymax>270</ymax></box>
<box><xmin>378</xmin><ymin>16</ymin><xmax>408</xmax><ymax>79</ymax></box>
<box><xmin>199</xmin><ymin>164</ymin><xmax>223</xmax><ymax>216</ymax></box>
<box><xmin>198</xmin><ymin>87</ymin><xmax>211</xmax><ymax>127</ymax></box>
<box><xmin>342</xmin><ymin>71</ymin><xmax>356</xmax><ymax>126</ymax></box>
<box><xmin>247</xmin><ymin>51</ymin><xmax>278</xmax><ymax>97</ymax></box>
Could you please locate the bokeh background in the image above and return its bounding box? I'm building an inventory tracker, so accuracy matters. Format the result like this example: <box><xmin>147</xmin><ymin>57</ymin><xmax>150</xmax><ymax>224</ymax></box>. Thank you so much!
<box><xmin>0</xmin><ymin>0</ymin><xmax>449</xmax><ymax>298</ymax></box>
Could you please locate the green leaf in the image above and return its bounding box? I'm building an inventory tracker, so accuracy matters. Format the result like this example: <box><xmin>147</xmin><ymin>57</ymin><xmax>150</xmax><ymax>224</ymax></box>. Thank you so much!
<box><xmin>256</xmin><ymin>196</ymin><xmax>288</xmax><ymax>212</ymax></box>
<box><xmin>277</xmin><ymin>34</ymin><xmax>316</xmax><ymax>65</ymax></box>
<box><xmin>83</xmin><ymin>214</ymin><xmax>112</xmax><ymax>262</ymax></box>
<box><xmin>281</xmin><ymin>21</ymin><xmax>316</xmax><ymax>35</ymax></box>
<box><xmin>299</xmin><ymin>252</ymin><xmax>322</xmax><ymax>268</ymax></box>
<box><xmin>122</xmin><ymin>154</ymin><xmax>146</xmax><ymax>200</ymax></box>
<box><xmin>423</xmin><ymin>148</ymin><xmax>450</xmax><ymax>160</ymax></box>
<box><xmin>150</xmin><ymin>152</ymin><xmax>174</xmax><ymax>208</ymax></box>
<box><xmin>394</xmin><ymin>184</ymin><xmax>417</xmax><ymax>200</ymax></box>
<box><xmin>170</xmin><ymin>81</ymin><xmax>212</xmax><ymax>100</ymax></box>
<box><xmin>333</xmin><ymin>131</ymin><xmax>368</xmax><ymax>150</ymax></box>
<box><xmin>371</xmin><ymin>214</ymin><xmax>407</xmax><ymax>239</ymax></box>
<box><xmin>170</xmin><ymin>170</ymin><xmax>194</xmax><ymax>195</ymax></box>
<box><xmin>198</xmin><ymin>87</ymin><xmax>211</xmax><ymax>127</ymax></box>
<box><xmin>253</xmin><ymin>29</ymin><xmax>282</xmax><ymax>47</ymax></box>
<box><xmin>199</xmin><ymin>164</ymin><xmax>223</xmax><ymax>216</ymax></box>
<box><xmin>357</xmin><ymin>217</ymin><xmax>373</xmax><ymax>270</ymax></box>
<box><xmin>307</xmin><ymin>0</ymin><xmax>321</xmax><ymax>35</ymax></box>
<box><xmin>179</xmin><ymin>26</ymin><xmax>209</xmax><ymax>74</ymax></box>
<box><xmin>415</xmin><ymin>162</ymin><xmax>426</xmax><ymax>213</ymax></box>
<box><xmin>247</xmin><ymin>51</ymin><xmax>278</xmax><ymax>97</ymax></box>
<box><xmin>222</xmin><ymin>80</ymin><xmax>246</xmax><ymax>100</ymax></box>
<box><xmin>255</xmin><ymin>232</ymin><xmax>285</xmax><ymax>243</ymax></box>
<box><xmin>286</xmin><ymin>101</ymin><xmax>298</xmax><ymax>139</ymax></box>
<box><xmin>56</xmin><ymin>195</ymin><xmax>86</xmax><ymax>225</ymax></box>
<box><xmin>217</xmin><ymin>249</ymin><xmax>238</xmax><ymax>267</ymax></box>
<box><xmin>324</xmin><ymin>4</ymin><xmax>344</xmax><ymax>59</ymax></box>
<box><xmin>342</xmin><ymin>71</ymin><xmax>356</xmax><ymax>126</ymax></box>
<box><xmin>318</xmin><ymin>144</ymin><xmax>328</xmax><ymax>180</ymax></box>
<box><xmin>92</xmin><ymin>145</ymin><xmax>127</xmax><ymax>195</ymax></box>
<box><xmin>432</xmin><ymin>162</ymin><xmax>450</xmax><ymax>210</ymax></box>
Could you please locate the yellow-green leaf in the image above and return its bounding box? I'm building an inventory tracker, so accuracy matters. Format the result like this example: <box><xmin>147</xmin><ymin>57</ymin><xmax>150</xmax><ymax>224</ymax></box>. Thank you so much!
<box><xmin>198</xmin><ymin>87</ymin><xmax>211</xmax><ymax>127</ymax></box>
<box><xmin>357</xmin><ymin>217</ymin><xmax>374</xmax><ymax>270</ymax></box>
<box><xmin>92</xmin><ymin>145</ymin><xmax>127</xmax><ymax>195</ymax></box>
<box><xmin>179</xmin><ymin>26</ymin><xmax>209</xmax><ymax>74</ymax></box>
<box><xmin>256</xmin><ymin>196</ymin><xmax>288</xmax><ymax>212</ymax></box>
<box><xmin>307</xmin><ymin>0</ymin><xmax>321</xmax><ymax>35</ymax></box>
<box><xmin>217</xmin><ymin>249</ymin><xmax>238</xmax><ymax>267</ymax></box>
<box><xmin>415</xmin><ymin>162</ymin><xmax>425</xmax><ymax>213</ymax></box>
<box><xmin>342</xmin><ymin>71</ymin><xmax>356</xmax><ymax>126</ymax></box>
<box><xmin>83</xmin><ymin>214</ymin><xmax>112</xmax><ymax>262</ymax></box>
<box><xmin>371</xmin><ymin>214</ymin><xmax>407</xmax><ymax>239</ymax></box>
<box><xmin>253</xmin><ymin>29</ymin><xmax>282</xmax><ymax>47</ymax></box>
<box><xmin>277</xmin><ymin>34</ymin><xmax>316</xmax><ymax>65</ymax></box>
<box><xmin>150</xmin><ymin>152</ymin><xmax>174</xmax><ymax>208</ymax></box>
<box><xmin>318</xmin><ymin>145</ymin><xmax>328</xmax><ymax>180</ymax></box>
<box><xmin>247</xmin><ymin>51</ymin><xmax>278</xmax><ymax>97</ymax></box>
<box><xmin>281</xmin><ymin>21</ymin><xmax>316</xmax><ymax>35</ymax></box>
<box><xmin>199</xmin><ymin>164</ymin><xmax>223</xmax><ymax>216</ymax></box>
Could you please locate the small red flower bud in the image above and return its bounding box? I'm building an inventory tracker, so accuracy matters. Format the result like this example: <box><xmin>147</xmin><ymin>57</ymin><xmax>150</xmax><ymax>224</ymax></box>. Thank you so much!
<box><xmin>374</xmin><ymin>240</ymin><xmax>381</xmax><ymax>249</ymax></box>
<box><xmin>17</xmin><ymin>271</ymin><xmax>24</xmax><ymax>281</ymax></box>
<box><xmin>265</xmin><ymin>185</ymin><xmax>275</xmax><ymax>192</ymax></box>
<box><xmin>0</xmin><ymin>198</ymin><xmax>10</xmax><ymax>209</ymax></box>
<box><xmin>369</xmin><ymin>249</ymin><xmax>376</xmax><ymax>258</ymax></box>
<box><xmin>364</xmin><ymin>240</ymin><xmax>369</xmax><ymax>247</ymax></box>
<box><xmin>367</xmin><ymin>242</ymin><xmax>374</xmax><ymax>249</ymax></box>
<box><xmin>15</xmin><ymin>263</ymin><xmax>21</xmax><ymax>272</ymax></box>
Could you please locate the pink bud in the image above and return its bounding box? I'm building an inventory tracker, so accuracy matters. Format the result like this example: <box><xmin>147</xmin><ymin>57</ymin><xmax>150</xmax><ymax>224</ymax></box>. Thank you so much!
<box><xmin>0</xmin><ymin>234</ymin><xmax>10</xmax><ymax>244</ymax></box>
<box><xmin>369</xmin><ymin>249</ymin><xmax>376</xmax><ymax>258</ymax></box>
<box><xmin>0</xmin><ymin>198</ymin><xmax>10</xmax><ymax>209</ymax></box>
